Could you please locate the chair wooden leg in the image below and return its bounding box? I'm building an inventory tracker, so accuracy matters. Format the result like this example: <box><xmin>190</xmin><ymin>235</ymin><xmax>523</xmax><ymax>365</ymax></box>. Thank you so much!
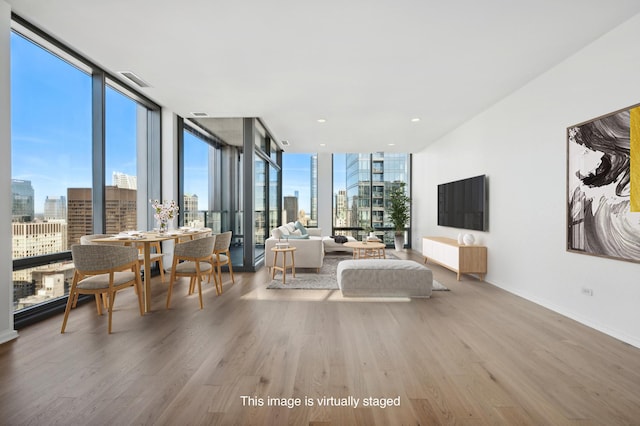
<box><xmin>227</xmin><ymin>250</ymin><xmax>235</xmax><ymax>283</ymax></box>
<box><xmin>61</xmin><ymin>285</ymin><xmax>77</xmax><ymax>333</ymax></box>
<box><xmin>195</xmin><ymin>265</ymin><xmax>204</xmax><ymax>309</ymax></box>
<box><xmin>166</xmin><ymin>266</ymin><xmax>177</xmax><ymax>309</ymax></box>
<box><xmin>158</xmin><ymin>259</ymin><xmax>165</xmax><ymax>283</ymax></box>
<box><xmin>95</xmin><ymin>294</ymin><xmax>103</xmax><ymax>316</ymax></box>
<box><xmin>135</xmin><ymin>275</ymin><xmax>144</xmax><ymax>316</ymax></box>
<box><xmin>217</xmin><ymin>263</ymin><xmax>223</xmax><ymax>294</ymax></box>
<box><xmin>189</xmin><ymin>277</ymin><xmax>196</xmax><ymax>295</ymax></box>
<box><xmin>228</xmin><ymin>262</ymin><xmax>235</xmax><ymax>283</ymax></box>
<box><xmin>107</xmin><ymin>289</ymin><xmax>115</xmax><ymax>334</ymax></box>
<box><xmin>212</xmin><ymin>268</ymin><xmax>221</xmax><ymax>295</ymax></box>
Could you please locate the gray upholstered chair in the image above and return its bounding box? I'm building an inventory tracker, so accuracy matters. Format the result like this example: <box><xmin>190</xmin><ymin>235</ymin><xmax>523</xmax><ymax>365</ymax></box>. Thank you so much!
<box><xmin>210</xmin><ymin>231</ymin><xmax>235</xmax><ymax>294</ymax></box>
<box><xmin>62</xmin><ymin>244</ymin><xmax>143</xmax><ymax>334</ymax></box>
<box><xmin>81</xmin><ymin>233</ymin><xmax>166</xmax><ymax>283</ymax></box>
<box><xmin>166</xmin><ymin>235</ymin><xmax>216</xmax><ymax>310</ymax></box>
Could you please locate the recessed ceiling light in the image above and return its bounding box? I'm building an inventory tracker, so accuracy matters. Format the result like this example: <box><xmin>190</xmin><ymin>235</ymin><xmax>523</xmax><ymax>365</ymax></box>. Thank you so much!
<box><xmin>411</xmin><ymin>118</ymin><xmax>421</xmax><ymax>122</ymax></box>
<box><xmin>281</xmin><ymin>140</ymin><xmax>290</xmax><ymax>146</ymax></box>
<box><xmin>388</xmin><ymin>143</ymin><xmax>396</xmax><ymax>146</ymax></box>
<box><xmin>319</xmin><ymin>143</ymin><xmax>326</xmax><ymax>147</ymax></box>
<box><xmin>317</xmin><ymin>118</ymin><xmax>327</xmax><ymax>123</ymax></box>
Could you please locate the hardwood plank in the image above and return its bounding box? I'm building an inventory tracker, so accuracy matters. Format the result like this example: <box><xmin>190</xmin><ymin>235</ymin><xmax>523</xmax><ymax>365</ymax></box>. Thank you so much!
<box><xmin>1</xmin><ymin>249</ymin><xmax>640</xmax><ymax>425</ymax></box>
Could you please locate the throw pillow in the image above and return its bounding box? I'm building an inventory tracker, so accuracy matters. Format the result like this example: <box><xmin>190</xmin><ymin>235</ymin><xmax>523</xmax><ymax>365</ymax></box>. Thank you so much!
<box><xmin>285</xmin><ymin>223</ymin><xmax>296</xmax><ymax>233</ymax></box>
<box><xmin>272</xmin><ymin>228</ymin><xmax>283</xmax><ymax>239</ymax></box>
<box><xmin>294</xmin><ymin>221</ymin><xmax>308</xmax><ymax>235</ymax></box>
<box><xmin>291</xmin><ymin>229</ymin><xmax>302</xmax><ymax>236</ymax></box>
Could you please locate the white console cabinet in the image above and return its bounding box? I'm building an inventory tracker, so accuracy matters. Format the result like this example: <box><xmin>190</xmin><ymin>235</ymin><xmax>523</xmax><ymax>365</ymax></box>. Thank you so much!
<box><xmin>422</xmin><ymin>237</ymin><xmax>487</xmax><ymax>281</ymax></box>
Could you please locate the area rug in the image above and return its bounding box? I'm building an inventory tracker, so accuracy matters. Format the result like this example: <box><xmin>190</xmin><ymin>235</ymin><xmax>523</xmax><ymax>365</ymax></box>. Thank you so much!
<box><xmin>266</xmin><ymin>253</ymin><xmax>449</xmax><ymax>291</ymax></box>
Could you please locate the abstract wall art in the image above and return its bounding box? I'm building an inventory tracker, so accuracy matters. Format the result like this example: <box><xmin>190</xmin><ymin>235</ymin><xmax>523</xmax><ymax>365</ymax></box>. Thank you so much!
<box><xmin>567</xmin><ymin>103</ymin><xmax>640</xmax><ymax>262</ymax></box>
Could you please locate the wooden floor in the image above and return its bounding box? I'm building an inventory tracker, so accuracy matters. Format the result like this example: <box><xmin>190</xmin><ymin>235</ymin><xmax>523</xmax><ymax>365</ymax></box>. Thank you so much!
<box><xmin>2</xmin><ymin>250</ymin><xmax>640</xmax><ymax>425</ymax></box>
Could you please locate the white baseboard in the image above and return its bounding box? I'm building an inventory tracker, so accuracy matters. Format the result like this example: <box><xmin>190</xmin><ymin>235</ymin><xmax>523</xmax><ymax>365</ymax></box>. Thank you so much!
<box><xmin>0</xmin><ymin>328</ymin><xmax>18</xmax><ymax>345</ymax></box>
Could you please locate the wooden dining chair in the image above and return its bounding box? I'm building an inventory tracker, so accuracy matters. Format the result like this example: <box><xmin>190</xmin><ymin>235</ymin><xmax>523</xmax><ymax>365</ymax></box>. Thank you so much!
<box><xmin>62</xmin><ymin>244</ymin><xmax>144</xmax><ymax>334</ymax></box>
<box><xmin>166</xmin><ymin>235</ymin><xmax>216</xmax><ymax>310</ymax></box>
<box><xmin>210</xmin><ymin>231</ymin><xmax>235</xmax><ymax>294</ymax></box>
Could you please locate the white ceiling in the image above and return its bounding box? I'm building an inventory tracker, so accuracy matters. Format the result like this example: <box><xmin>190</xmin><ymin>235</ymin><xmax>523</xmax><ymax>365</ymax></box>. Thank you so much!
<box><xmin>7</xmin><ymin>0</ymin><xmax>640</xmax><ymax>153</ymax></box>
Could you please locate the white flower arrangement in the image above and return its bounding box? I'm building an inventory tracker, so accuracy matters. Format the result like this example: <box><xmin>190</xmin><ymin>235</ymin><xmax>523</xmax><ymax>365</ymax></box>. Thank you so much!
<box><xmin>150</xmin><ymin>199</ymin><xmax>179</xmax><ymax>230</ymax></box>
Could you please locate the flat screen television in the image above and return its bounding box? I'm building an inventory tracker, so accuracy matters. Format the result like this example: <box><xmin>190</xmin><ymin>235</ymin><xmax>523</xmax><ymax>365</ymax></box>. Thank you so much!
<box><xmin>437</xmin><ymin>174</ymin><xmax>488</xmax><ymax>231</ymax></box>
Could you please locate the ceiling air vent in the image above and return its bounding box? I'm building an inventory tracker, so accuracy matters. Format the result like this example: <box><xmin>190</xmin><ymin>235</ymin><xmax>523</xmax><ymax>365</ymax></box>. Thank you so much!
<box><xmin>191</xmin><ymin>112</ymin><xmax>209</xmax><ymax>117</ymax></box>
<box><xmin>281</xmin><ymin>140</ymin><xmax>290</xmax><ymax>146</ymax></box>
<box><xmin>118</xmin><ymin>71</ymin><xmax>151</xmax><ymax>88</ymax></box>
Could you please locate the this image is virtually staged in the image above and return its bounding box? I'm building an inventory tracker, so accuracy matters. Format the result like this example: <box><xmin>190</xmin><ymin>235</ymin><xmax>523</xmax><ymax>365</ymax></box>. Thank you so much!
<box><xmin>1</xmin><ymin>1</ymin><xmax>640</xmax><ymax>425</ymax></box>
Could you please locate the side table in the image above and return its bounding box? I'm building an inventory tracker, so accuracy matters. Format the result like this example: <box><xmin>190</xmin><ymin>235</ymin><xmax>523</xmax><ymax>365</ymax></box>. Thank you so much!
<box><xmin>271</xmin><ymin>246</ymin><xmax>297</xmax><ymax>284</ymax></box>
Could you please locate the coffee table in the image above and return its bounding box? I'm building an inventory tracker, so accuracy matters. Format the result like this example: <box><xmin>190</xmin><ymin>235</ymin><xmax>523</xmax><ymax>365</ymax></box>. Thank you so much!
<box><xmin>343</xmin><ymin>241</ymin><xmax>386</xmax><ymax>259</ymax></box>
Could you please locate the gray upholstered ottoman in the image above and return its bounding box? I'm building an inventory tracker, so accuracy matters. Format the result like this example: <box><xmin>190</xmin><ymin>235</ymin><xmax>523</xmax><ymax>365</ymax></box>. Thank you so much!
<box><xmin>337</xmin><ymin>259</ymin><xmax>433</xmax><ymax>298</ymax></box>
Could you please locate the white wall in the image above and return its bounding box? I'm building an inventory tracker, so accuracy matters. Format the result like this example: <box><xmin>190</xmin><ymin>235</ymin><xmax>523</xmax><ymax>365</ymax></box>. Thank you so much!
<box><xmin>0</xmin><ymin>0</ymin><xmax>18</xmax><ymax>344</ymax></box>
<box><xmin>413</xmin><ymin>13</ymin><xmax>640</xmax><ymax>348</ymax></box>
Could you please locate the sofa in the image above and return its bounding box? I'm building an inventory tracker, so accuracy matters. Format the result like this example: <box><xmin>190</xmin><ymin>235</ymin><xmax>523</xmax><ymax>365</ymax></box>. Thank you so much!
<box><xmin>265</xmin><ymin>222</ymin><xmax>324</xmax><ymax>271</ymax></box>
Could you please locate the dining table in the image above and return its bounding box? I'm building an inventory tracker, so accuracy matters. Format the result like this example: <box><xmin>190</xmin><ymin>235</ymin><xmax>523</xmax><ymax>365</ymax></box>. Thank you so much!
<box><xmin>92</xmin><ymin>228</ymin><xmax>211</xmax><ymax>312</ymax></box>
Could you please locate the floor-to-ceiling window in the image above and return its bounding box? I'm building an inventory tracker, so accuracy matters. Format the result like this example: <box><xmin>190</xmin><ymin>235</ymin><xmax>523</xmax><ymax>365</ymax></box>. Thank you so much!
<box><xmin>105</xmin><ymin>85</ymin><xmax>140</xmax><ymax>232</ymax></box>
<box><xmin>10</xmin><ymin>29</ymin><xmax>92</xmax><ymax>313</ymax></box>
<box><xmin>332</xmin><ymin>152</ymin><xmax>412</xmax><ymax>247</ymax></box>
<box><xmin>182</xmin><ymin>125</ymin><xmax>223</xmax><ymax>232</ymax></box>
<box><xmin>179</xmin><ymin>118</ymin><xmax>280</xmax><ymax>270</ymax></box>
<box><xmin>10</xmin><ymin>17</ymin><xmax>161</xmax><ymax>325</ymax></box>
<box><xmin>180</xmin><ymin>119</ymin><xmax>247</xmax><ymax>268</ymax></box>
<box><xmin>281</xmin><ymin>153</ymin><xmax>318</xmax><ymax>227</ymax></box>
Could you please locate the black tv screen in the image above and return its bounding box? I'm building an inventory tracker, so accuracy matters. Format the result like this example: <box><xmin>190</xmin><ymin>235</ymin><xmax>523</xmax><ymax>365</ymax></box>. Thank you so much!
<box><xmin>437</xmin><ymin>175</ymin><xmax>487</xmax><ymax>231</ymax></box>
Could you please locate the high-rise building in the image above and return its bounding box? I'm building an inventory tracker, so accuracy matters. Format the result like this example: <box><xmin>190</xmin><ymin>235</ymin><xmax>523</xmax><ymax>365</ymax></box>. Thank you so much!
<box><xmin>283</xmin><ymin>196</ymin><xmax>298</xmax><ymax>224</ymax></box>
<box><xmin>66</xmin><ymin>188</ymin><xmax>92</xmax><ymax>247</ymax></box>
<box><xmin>44</xmin><ymin>195</ymin><xmax>67</xmax><ymax>221</ymax></box>
<box><xmin>343</xmin><ymin>152</ymin><xmax>410</xmax><ymax>241</ymax></box>
<box><xmin>67</xmin><ymin>186</ymin><xmax>137</xmax><ymax>247</ymax></box>
<box><xmin>12</xmin><ymin>221</ymin><xmax>67</xmax><ymax>259</ymax></box>
<box><xmin>12</xmin><ymin>179</ymin><xmax>34</xmax><ymax>222</ymax></box>
<box><xmin>12</xmin><ymin>221</ymin><xmax>67</xmax><ymax>282</ymax></box>
<box><xmin>112</xmin><ymin>171</ymin><xmax>137</xmax><ymax>190</ymax></box>
<box><xmin>346</xmin><ymin>153</ymin><xmax>371</xmax><ymax>229</ymax></box>
<box><xmin>309</xmin><ymin>154</ymin><xmax>318</xmax><ymax>226</ymax></box>
<box><xmin>334</xmin><ymin>189</ymin><xmax>348</xmax><ymax>227</ymax></box>
<box><xmin>105</xmin><ymin>186</ymin><xmax>137</xmax><ymax>233</ymax></box>
<box><xmin>183</xmin><ymin>193</ymin><xmax>200</xmax><ymax>227</ymax></box>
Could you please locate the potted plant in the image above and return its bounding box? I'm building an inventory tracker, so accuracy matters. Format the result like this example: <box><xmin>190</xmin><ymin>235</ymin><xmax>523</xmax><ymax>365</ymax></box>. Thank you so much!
<box><xmin>388</xmin><ymin>182</ymin><xmax>410</xmax><ymax>250</ymax></box>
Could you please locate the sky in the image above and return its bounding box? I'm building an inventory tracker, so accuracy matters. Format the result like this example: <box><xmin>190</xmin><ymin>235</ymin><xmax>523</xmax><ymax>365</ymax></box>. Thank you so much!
<box><xmin>11</xmin><ymin>32</ymin><xmax>137</xmax><ymax>214</ymax></box>
<box><xmin>282</xmin><ymin>153</ymin><xmax>313</xmax><ymax>213</ymax></box>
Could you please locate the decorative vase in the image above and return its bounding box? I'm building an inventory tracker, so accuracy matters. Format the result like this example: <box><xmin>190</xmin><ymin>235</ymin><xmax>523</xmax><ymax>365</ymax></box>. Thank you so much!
<box><xmin>158</xmin><ymin>219</ymin><xmax>168</xmax><ymax>233</ymax></box>
<box><xmin>463</xmin><ymin>233</ymin><xmax>475</xmax><ymax>245</ymax></box>
<box><xmin>394</xmin><ymin>233</ymin><xmax>405</xmax><ymax>251</ymax></box>
<box><xmin>457</xmin><ymin>233</ymin><xmax>464</xmax><ymax>245</ymax></box>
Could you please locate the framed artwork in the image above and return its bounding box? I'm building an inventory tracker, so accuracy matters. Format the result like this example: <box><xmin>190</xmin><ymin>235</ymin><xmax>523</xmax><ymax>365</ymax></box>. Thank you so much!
<box><xmin>567</xmin><ymin>103</ymin><xmax>640</xmax><ymax>262</ymax></box>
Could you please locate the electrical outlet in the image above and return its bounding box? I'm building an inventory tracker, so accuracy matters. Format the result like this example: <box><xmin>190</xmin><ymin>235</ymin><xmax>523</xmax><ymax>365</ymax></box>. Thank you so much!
<box><xmin>581</xmin><ymin>287</ymin><xmax>594</xmax><ymax>296</ymax></box>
